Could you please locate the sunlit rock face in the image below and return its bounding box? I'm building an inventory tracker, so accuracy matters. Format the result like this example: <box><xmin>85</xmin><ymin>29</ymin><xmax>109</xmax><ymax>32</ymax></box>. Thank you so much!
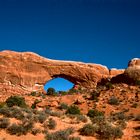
<box><xmin>125</xmin><ymin>58</ymin><xmax>140</xmax><ymax>81</ymax></box>
<box><xmin>0</xmin><ymin>50</ymin><xmax>110</xmax><ymax>93</ymax></box>
<box><xmin>3</xmin><ymin>50</ymin><xmax>139</xmax><ymax>94</ymax></box>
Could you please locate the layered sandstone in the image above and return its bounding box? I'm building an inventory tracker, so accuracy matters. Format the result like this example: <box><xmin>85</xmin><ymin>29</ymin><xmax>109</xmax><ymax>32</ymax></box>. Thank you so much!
<box><xmin>0</xmin><ymin>50</ymin><xmax>110</xmax><ymax>93</ymax></box>
<box><xmin>125</xmin><ymin>58</ymin><xmax>140</xmax><ymax>81</ymax></box>
<box><xmin>0</xmin><ymin>50</ymin><xmax>138</xmax><ymax>94</ymax></box>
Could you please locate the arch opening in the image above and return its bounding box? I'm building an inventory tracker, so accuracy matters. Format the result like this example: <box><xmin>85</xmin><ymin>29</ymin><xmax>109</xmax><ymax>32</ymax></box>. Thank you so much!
<box><xmin>44</xmin><ymin>77</ymin><xmax>74</xmax><ymax>92</ymax></box>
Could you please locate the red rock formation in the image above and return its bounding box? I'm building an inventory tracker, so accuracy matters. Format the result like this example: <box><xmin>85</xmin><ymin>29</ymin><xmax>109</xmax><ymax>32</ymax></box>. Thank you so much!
<box><xmin>110</xmin><ymin>69</ymin><xmax>124</xmax><ymax>77</ymax></box>
<box><xmin>2</xmin><ymin>50</ymin><xmax>138</xmax><ymax>95</ymax></box>
<box><xmin>125</xmin><ymin>58</ymin><xmax>140</xmax><ymax>81</ymax></box>
<box><xmin>0</xmin><ymin>50</ymin><xmax>110</xmax><ymax>93</ymax></box>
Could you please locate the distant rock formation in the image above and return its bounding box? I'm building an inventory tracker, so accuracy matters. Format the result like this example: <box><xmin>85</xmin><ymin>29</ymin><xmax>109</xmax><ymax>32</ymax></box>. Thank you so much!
<box><xmin>125</xmin><ymin>58</ymin><xmax>140</xmax><ymax>81</ymax></box>
<box><xmin>0</xmin><ymin>50</ymin><xmax>138</xmax><ymax>94</ymax></box>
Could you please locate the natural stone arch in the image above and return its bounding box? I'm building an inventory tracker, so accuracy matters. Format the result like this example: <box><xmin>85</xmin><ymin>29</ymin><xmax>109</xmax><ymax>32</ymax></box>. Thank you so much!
<box><xmin>0</xmin><ymin>50</ymin><xmax>110</xmax><ymax>93</ymax></box>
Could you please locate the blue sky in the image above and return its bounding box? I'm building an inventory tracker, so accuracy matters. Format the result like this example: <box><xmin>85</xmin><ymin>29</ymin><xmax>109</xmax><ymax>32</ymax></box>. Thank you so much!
<box><xmin>0</xmin><ymin>0</ymin><xmax>140</xmax><ymax>91</ymax></box>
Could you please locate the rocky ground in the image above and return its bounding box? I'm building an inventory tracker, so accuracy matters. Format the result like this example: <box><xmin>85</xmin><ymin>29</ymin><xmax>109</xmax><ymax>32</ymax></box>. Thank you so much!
<box><xmin>0</xmin><ymin>82</ymin><xmax>139</xmax><ymax>140</ymax></box>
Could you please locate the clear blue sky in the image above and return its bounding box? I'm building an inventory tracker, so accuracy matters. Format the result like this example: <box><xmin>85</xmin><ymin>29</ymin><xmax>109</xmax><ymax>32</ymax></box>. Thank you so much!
<box><xmin>0</xmin><ymin>0</ymin><xmax>140</xmax><ymax>91</ymax></box>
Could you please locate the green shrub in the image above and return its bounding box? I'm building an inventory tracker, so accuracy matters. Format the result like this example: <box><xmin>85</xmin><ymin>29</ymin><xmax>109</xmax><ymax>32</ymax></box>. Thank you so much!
<box><xmin>59</xmin><ymin>103</ymin><xmax>69</xmax><ymax>110</ymax></box>
<box><xmin>0</xmin><ymin>118</ymin><xmax>10</xmax><ymax>129</ymax></box>
<box><xmin>66</xmin><ymin>105</ymin><xmax>80</xmax><ymax>115</ymax></box>
<box><xmin>76</xmin><ymin>115</ymin><xmax>87</xmax><ymax>123</ymax></box>
<box><xmin>6</xmin><ymin>96</ymin><xmax>27</xmax><ymax>108</ymax></box>
<box><xmin>106</xmin><ymin>82</ymin><xmax>113</xmax><ymax>89</ymax></box>
<box><xmin>0</xmin><ymin>102</ymin><xmax>6</xmax><ymax>108</ymax></box>
<box><xmin>90</xmin><ymin>91</ymin><xmax>100</xmax><ymax>101</ymax></box>
<box><xmin>11</xmin><ymin>107</ymin><xmax>24</xmax><ymax>120</ymax></box>
<box><xmin>50</xmin><ymin>111</ymin><xmax>62</xmax><ymax>117</ymax></box>
<box><xmin>110</xmin><ymin>112</ymin><xmax>126</xmax><ymax>121</ymax></box>
<box><xmin>68</xmin><ymin>88</ymin><xmax>77</xmax><ymax>94</ymax></box>
<box><xmin>21</xmin><ymin>119</ymin><xmax>34</xmax><ymax>133</ymax></box>
<box><xmin>59</xmin><ymin>91</ymin><xmax>68</xmax><ymax>95</ymax></box>
<box><xmin>79</xmin><ymin>124</ymin><xmax>97</xmax><ymax>136</ymax></box>
<box><xmin>97</xmin><ymin>124</ymin><xmax>123</xmax><ymax>139</ymax></box>
<box><xmin>45</xmin><ymin>127</ymin><xmax>74</xmax><ymax>140</ymax></box>
<box><xmin>31</xmin><ymin>99</ymin><xmax>41</xmax><ymax>109</ymax></box>
<box><xmin>30</xmin><ymin>91</ymin><xmax>37</xmax><ymax>96</ymax></box>
<box><xmin>89</xmin><ymin>115</ymin><xmax>124</xmax><ymax>139</ymax></box>
<box><xmin>47</xmin><ymin>88</ymin><xmax>56</xmax><ymax>95</ymax></box>
<box><xmin>136</xmin><ymin>80</ymin><xmax>140</xmax><ymax>85</ymax></box>
<box><xmin>37</xmin><ymin>112</ymin><xmax>47</xmax><ymax>123</ymax></box>
<box><xmin>108</xmin><ymin>96</ymin><xmax>119</xmax><ymax>105</ymax></box>
<box><xmin>0</xmin><ymin>107</ymin><xmax>12</xmax><ymax>117</ymax></box>
<box><xmin>31</xmin><ymin>128</ymin><xmax>41</xmax><ymax>135</ymax></box>
<box><xmin>7</xmin><ymin>123</ymin><xmax>25</xmax><ymax>136</ymax></box>
<box><xmin>87</xmin><ymin>109</ymin><xmax>104</xmax><ymax>118</ymax></box>
<box><xmin>47</xmin><ymin>118</ymin><xmax>57</xmax><ymax>130</ymax></box>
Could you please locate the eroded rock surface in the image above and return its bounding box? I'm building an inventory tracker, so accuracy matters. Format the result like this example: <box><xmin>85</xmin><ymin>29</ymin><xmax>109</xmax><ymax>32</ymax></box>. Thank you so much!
<box><xmin>0</xmin><ymin>50</ymin><xmax>110</xmax><ymax>93</ymax></box>
<box><xmin>125</xmin><ymin>58</ymin><xmax>140</xmax><ymax>81</ymax></box>
<box><xmin>1</xmin><ymin>50</ymin><xmax>137</xmax><ymax>94</ymax></box>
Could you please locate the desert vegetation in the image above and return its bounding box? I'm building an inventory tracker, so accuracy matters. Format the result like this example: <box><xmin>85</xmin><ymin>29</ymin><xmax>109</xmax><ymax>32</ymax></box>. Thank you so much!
<box><xmin>0</xmin><ymin>80</ymin><xmax>139</xmax><ymax>140</ymax></box>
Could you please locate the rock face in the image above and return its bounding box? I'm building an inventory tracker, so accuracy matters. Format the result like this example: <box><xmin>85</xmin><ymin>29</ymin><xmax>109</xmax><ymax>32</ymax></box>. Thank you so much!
<box><xmin>0</xmin><ymin>50</ymin><xmax>110</xmax><ymax>93</ymax></box>
<box><xmin>1</xmin><ymin>50</ymin><xmax>139</xmax><ymax>94</ymax></box>
<box><xmin>110</xmin><ymin>69</ymin><xmax>124</xmax><ymax>77</ymax></box>
<box><xmin>125</xmin><ymin>58</ymin><xmax>140</xmax><ymax>81</ymax></box>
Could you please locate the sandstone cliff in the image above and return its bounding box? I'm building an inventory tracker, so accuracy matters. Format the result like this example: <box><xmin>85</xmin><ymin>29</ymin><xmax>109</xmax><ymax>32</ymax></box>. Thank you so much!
<box><xmin>0</xmin><ymin>50</ymin><xmax>139</xmax><ymax>94</ymax></box>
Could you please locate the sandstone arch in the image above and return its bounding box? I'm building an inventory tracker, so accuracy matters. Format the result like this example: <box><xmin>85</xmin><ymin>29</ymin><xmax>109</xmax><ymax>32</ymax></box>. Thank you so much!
<box><xmin>0</xmin><ymin>50</ymin><xmax>110</xmax><ymax>93</ymax></box>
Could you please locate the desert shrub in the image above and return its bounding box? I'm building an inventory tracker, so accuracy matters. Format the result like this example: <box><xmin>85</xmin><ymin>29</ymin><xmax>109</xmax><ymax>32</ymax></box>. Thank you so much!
<box><xmin>17</xmin><ymin>119</ymin><xmax>34</xmax><ymax>134</ymax></box>
<box><xmin>31</xmin><ymin>99</ymin><xmax>41</xmax><ymax>109</ymax></box>
<box><xmin>90</xmin><ymin>116</ymin><xmax>123</xmax><ymax>139</ymax></box>
<box><xmin>135</xmin><ymin>80</ymin><xmax>140</xmax><ymax>85</ymax></box>
<box><xmin>6</xmin><ymin>96</ymin><xmax>27</xmax><ymax>108</ymax></box>
<box><xmin>110</xmin><ymin>112</ymin><xmax>126</xmax><ymax>121</ymax></box>
<box><xmin>31</xmin><ymin>128</ymin><xmax>41</xmax><ymax>135</ymax></box>
<box><xmin>68</xmin><ymin>88</ymin><xmax>77</xmax><ymax>94</ymax></box>
<box><xmin>7</xmin><ymin>123</ymin><xmax>25</xmax><ymax>136</ymax></box>
<box><xmin>79</xmin><ymin>124</ymin><xmax>97</xmax><ymax>136</ymax></box>
<box><xmin>59</xmin><ymin>103</ymin><xmax>69</xmax><ymax>110</ymax></box>
<box><xmin>66</xmin><ymin>105</ymin><xmax>80</xmax><ymax>115</ymax></box>
<box><xmin>96</xmin><ymin>123</ymin><xmax>123</xmax><ymax>140</ymax></box>
<box><xmin>50</xmin><ymin>111</ymin><xmax>62</xmax><ymax>117</ymax></box>
<box><xmin>30</xmin><ymin>91</ymin><xmax>37</xmax><ymax>96</ymax></box>
<box><xmin>45</xmin><ymin>127</ymin><xmax>74</xmax><ymax>140</ymax></box>
<box><xmin>59</xmin><ymin>91</ymin><xmax>68</xmax><ymax>95</ymax></box>
<box><xmin>106</xmin><ymin>82</ymin><xmax>113</xmax><ymax>89</ymax></box>
<box><xmin>0</xmin><ymin>107</ymin><xmax>12</xmax><ymax>117</ymax></box>
<box><xmin>87</xmin><ymin>109</ymin><xmax>104</xmax><ymax>118</ymax></box>
<box><xmin>0</xmin><ymin>102</ymin><xmax>6</xmax><ymax>108</ymax></box>
<box><xmin>0</xmin><ymin>106</ymin><xmax>25</xmax><ymax>120</ymax></box>
<box><xmin>90</xmin><ymin>91</ymin><xmax>100</xmax><ymax>101</ymax></box>
<box><xmin>10</xmin><ymin>107</ymin><xmax>25</xmax><ymax>120</ymax></box>
<box><xmin>37</xmin><ymin>112</ymin><xmax>47</xmax><ymax>123</ymax></box>
<box><xmin>45</xmin><ymin>107</ymin><xmax>52</xmax><ymax>115</ymax></box>
<box><xmin>47</xmin><ymin>88</ymin><xmax>56</xmax><ymax>95</ymax></box>
<box><xmin>47</xmin><ymin>118</ymin><xmax>57</xmax><ymax>130</ymax></box>
<box><xmin>108</xmin><ymin>96</ymin><xmax>119</xmax><ymax>105</ymax></box>
<box><xmin>69</xmin><ymin>136</ymin><xmax>81</xmax><ymax>140</ymax></box>
<box><xmin>76</xmin><ymin>115</ymin><xmax>88</xmax><ymax>123</ymax></box>
<box><xmin>116</xmin><ymin>120</ymin><xmax>127</xmax><ymax>130</ymax></box>
<box><xmin>0</xmin><ymin>118</ymin><xmax>10</xmax><ymax>129</ymax></box>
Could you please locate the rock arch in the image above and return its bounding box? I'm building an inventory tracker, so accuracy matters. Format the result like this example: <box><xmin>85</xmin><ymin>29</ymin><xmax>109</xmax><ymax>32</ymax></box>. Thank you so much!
<box><xmin>0</xmin><ymin>50</ymin><xmax>110</xmax><ymax>93</ymax></box>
